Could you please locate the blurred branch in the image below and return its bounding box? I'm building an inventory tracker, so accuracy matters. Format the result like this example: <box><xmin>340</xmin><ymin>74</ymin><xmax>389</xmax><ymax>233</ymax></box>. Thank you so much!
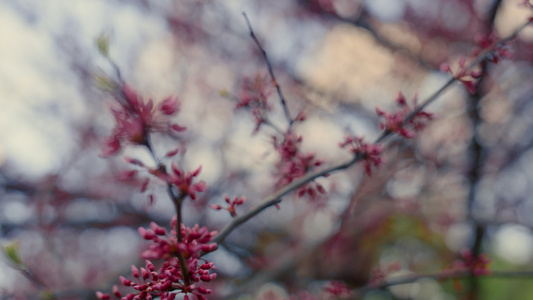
<box><xmin>467</xmin><ymin>2</ymin><xmax>503</xmax><ymax>298</ymax></box>
<box><xmin>354</xmin><ymin>269</ymin><xmax>533</xmax><ymax>298</ymax></box>
<box><xmin>298</xmin><ymin>0</ymin><xmax>435</xmax><ymax>70</ymax></box>
<box><xmin>211</xmin><ymin>20</ymin><xmax>531</xmax><ymax>245</ymax></box>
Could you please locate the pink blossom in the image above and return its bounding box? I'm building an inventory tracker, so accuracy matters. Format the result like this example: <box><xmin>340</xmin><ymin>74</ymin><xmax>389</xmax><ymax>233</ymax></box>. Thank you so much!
<box><xmin>473</xmin><ymin>33</ymin><xmax>513</xmax><ymax>64</ymax></box>
<box><xmin>273</xmin><ymin>131</ymin><xmax>325</xmax><ymax>199</ymax></box>
<box><xmin>209</xmin><ymin>194</ymin><xmax>246</xmax><ymax>217</ymax></box>
<box><xmin>101</xmin><ymin>84</ymin><xmax>186</xmax><ymax>156</ymax></box>
<box><xmin>375</xmin><ymin>92</ymin><xmax>434</xmax><ymax>138</ymax></box>
<box><xmin>235</xmin><ymin>74</ymin><xmax>273</xmax><ymax>132</ymax></box>
<box><xmin>159</xmin><ymin>97</ymin><xmax>180</xmax><ymax>115</ymax></box>
<box><xmin>339</xmin><ymin>135</ymin><xmax>384</xmax><ymax>176</ymax></box>
<box><xmin>139</xmin><ymin>218</ymin><xmax>217</xmax><ymax>260</ymax></box>
<box><xmin>167</xmin><ymin>164</ymin><xmax>206</xmax><ymax>200</ymax></box>
<box><xmin>98</xmin><ymin>220</ymin><xmax>218</xmax><ymax>300</ymax></box>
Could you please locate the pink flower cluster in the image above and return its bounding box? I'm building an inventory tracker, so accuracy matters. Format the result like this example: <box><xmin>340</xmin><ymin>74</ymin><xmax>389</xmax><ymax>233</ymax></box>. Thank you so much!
<box><xmin>139</xmin><ymin>217</ymin><xmax>218</xmax><ymax>260</ymax></box>
<box><xmin>473</xmin><ymin>33</ymin><xmax>513</xmax><ymax>64</ymax></box>
<box><xmin>97</xmin><ymin>218</ymin><xmax>218</xmax><ymax>300</ymax></box>
<box><xmin>273</xmin><ymin>131</ymin><xmax>325</xmax><ymax>198</ymax></box>
<box><xmin>210</xmin><ymin>195</ymin><xmax>246</xmax><ymax>217</ymax></box>
<box><xmin>236</xmin><ymin>74</ymin><xmax>273</xmax><ymax>132</ymax></box>
<box><xmin>441</xmin><ymin>32</ymin><xmax>512</xmax><ymax>94</ymax></box>
<box><xmin>101</xmin><ymin>84</ymin><xmax>186</xmax><ymax>157</ymax></box>
<box><xmin>116</xmin><ymin>156</ymin><xmax>206</xmax><ymax>203</ymax></box>
<box><xmin>167</xmin><ymin>164</ymin><xmax>206</xmax><ymax>200</ymax></box>
<box><xmin>96</xmin><ymin>258</ymin><xmax>215</xmax><ymax>300</ymax></box>
<box><xmin>376</xmin><ymin>92</ymin><xmax>434</xmax><ymax>138</ymax></box>
<box><xmin>440</xmin><ymin>58</ymin><xmax>481</xmax><ymax>94</ymax></box>
<box><xmin>339</xmin><ymin>135</ymin><xmax>384</xmax><ymax>176</ymax></box>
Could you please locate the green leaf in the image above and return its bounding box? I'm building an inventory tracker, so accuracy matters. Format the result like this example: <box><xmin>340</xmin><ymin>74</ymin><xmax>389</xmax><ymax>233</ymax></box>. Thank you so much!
<box><xmin>96</xmin><ymin>33</ymin><xmax>110</xmax><ymax>57</ymax></box>
<box><xmin>94</xmin><ymin>73</ymin><xmax>117</xmax><ymax>91</ymax></box>
<box><xmin>2</xmin><ymin>241</ymin><xmax>22</xmax><ymax>266</ymax></box>
<box><xmin>220</xmin><ymin>89</ymin><xmax>229</xmax><ymax>98</ymax></box>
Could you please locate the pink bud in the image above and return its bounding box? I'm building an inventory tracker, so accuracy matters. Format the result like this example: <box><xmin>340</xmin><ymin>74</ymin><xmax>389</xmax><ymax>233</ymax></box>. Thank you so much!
<box><xmin>395</xmin><ymin>92</ymin><xmax>406</xmax><ymax>105</ymax></box>
<box><xmin>96</xmin><ymin>292</ymin><xmax>110</xmax><ymax>300</ymax></box>
<box><xmin>201</xmin><ymin>243</ymin><xmax>218</xmax><ymax>253</ymax></box>
<box><xmin>235</xmin><ymin>196</ymin><xmax>245</xmax><ymax>205</ymax></box>
<box><xmin>160</xmin><ymin>97</ymin><xmax>180</xmax><ymax>115</ymax></box>
<box><xmin>140</xmin><ymin>179</ymin><xmax>150</xmax><ymax>193</ymax></box>
<box><xmin>165</xmin><ymin>148</ymin><xmax>180</xmax><ymax>157</ymax></box>
<box><xmin>192</xmin><ymin>166</ymin><xmax>202</xmax><ymax>176</ymax></box>
<box><xmin>197</xmin><ymin>286</ymin><xmax>212</xmax><ymax>294</ymax></box>
<box><xmin>141</xmin><ymin>267</ymin><xmax>150</xmax><ymax>279</ymax></box>
<box><xmin>118</xmin><ymin>170</ymin><xmax>137</xmax><ymax>181</ymax></box>
<box><xmin>138</xmin><ymin>227</ymin><xmax>155</xmax><ymax>240</ymax></box>
<box><xmin>150</xmin><ymin>222</ymin><xmax>166</xmax><ymax>235</ymax></box>
<box><xmin>131</xmin><ymin>265</ymin><xmax>140</xmax><ymax>278</ymax></box>
<box><xmin>171</xmin><ymin>163</ymin><xmax>181</xmax><ymax>176</ymax></box>
<box><xmin>112</xmin><ymin>285</ymin><xmax>122</xmax><ymax>298</ymax></box>
<box><xmin>145</xmin><ymin>260</ymin><xmax>155</xmax><ymax>272</ymax></box>
<box><xmin>119</xmin><ymin>276</ymin><xmax>132</xmax><ymax>286</ymax></box>
<box><xmin>171</xmin><ymin>124</ymin><xmax>187</xmax><ymax>132</ymax></box>
<box><xmin>200</xmin><ymin>262</ymin><xmax>215</xmax><ymax>269</ymax></box>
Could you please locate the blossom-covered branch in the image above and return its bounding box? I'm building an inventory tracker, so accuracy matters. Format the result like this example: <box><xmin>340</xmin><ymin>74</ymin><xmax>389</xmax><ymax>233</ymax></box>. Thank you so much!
<box><xmin>211</xmin><ymin>19</ymin><xmax>531</xmax><ymax>245</ymax></box>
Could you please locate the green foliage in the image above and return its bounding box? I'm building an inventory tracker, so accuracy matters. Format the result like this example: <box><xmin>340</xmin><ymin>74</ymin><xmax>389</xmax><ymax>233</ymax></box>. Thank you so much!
<box><xmin>96</xmin><ymin>33</ymin><xmax>110</xmax><ymax>57</ymax></box>
<box><xmin>2</xmin><ymin>241</ymin><xmax>22</xmax><ymax>266</ymax></box>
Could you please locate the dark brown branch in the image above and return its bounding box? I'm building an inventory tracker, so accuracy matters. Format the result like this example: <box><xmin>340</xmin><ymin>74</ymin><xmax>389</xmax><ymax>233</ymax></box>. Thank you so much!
<box><xmin>466</xmin><ymin>2</ymin><xmax>503</xmax><ymax>298</ymax></box>
<box><xmin>242</xmin><ymin>12</ymin><xmax>294</xmax><ymax>128</ymax></box>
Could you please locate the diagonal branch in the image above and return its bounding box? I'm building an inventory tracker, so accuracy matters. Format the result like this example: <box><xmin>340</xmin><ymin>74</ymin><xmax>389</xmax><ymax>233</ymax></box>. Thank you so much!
<box><xmin>211</xmin><ymin>20</ymin><xmax>531</xmax><ymax>245</ymax></box>
<box><xmin>242</xmin><ymin>12</ymin><xmax>294</xmax><ymax>128</ymax></box>
<box><xmin>353</xmin><ymin>269</ymin><xmax>533</xmax><ymax>298</ymax></box>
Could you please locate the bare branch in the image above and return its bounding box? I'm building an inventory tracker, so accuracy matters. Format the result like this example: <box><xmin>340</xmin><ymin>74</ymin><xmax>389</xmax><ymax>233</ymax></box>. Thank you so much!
<box><xmin>242</xmin><ymin>12</ymin><xmax>294</xmax><ymax>128</ymax></box>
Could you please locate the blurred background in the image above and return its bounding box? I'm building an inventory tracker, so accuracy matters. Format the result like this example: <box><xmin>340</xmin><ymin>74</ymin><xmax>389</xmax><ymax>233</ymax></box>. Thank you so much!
<box><xmin>2</xmin><ymin>0</ymin><xmax>533</xmax><ymax>299</ymax></box>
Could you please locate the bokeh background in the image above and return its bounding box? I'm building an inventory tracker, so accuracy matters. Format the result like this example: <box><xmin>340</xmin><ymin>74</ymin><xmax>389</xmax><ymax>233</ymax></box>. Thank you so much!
<box><xmin>2</xmin><ymin>0</ymin><xmax>533</xmax><ymax>299</ymax></box>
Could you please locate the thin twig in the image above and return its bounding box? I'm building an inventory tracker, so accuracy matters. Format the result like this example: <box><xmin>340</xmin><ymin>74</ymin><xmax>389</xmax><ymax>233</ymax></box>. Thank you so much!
<box><xmin>242</xmin><ymin>12</ymin><xmax>294</xmax><ymax>128</ymax></box>
<box><xmin>143</xmin><ymin>114</ymin><xmax>192</xmax><ymax>284</ymax></box>
<box><xmin>408</xmin><ymin>20</ymin><xmax>530</xmax><ymax>120</ymax></box>
<box><xmin>211</xmin><ymin>20</ymin><xmax>531</xmax><ymax>245</ymax></box>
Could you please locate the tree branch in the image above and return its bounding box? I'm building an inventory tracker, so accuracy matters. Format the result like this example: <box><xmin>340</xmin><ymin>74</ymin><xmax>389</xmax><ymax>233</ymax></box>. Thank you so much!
<box><xmin>211</xmin><ymin>20</ymin><xmax>531</xmax><ymax>245</ymax></box>
<box><xmin>242</xmin><ymin>12</ymin><xmax>294</xmax><ymax>128</ymax></box>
